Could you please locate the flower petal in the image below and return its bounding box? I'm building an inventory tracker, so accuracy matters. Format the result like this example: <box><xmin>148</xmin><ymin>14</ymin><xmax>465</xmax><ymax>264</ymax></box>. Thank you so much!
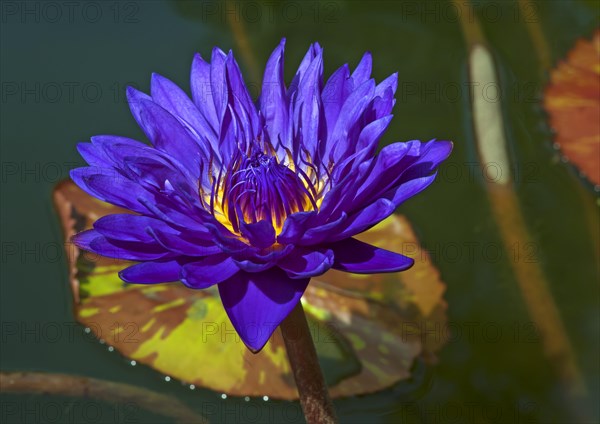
<box><xmin>351</xmin><ymin>140</ymin><xmax>452</xmax><ymax>211</ymax></box>
<box><xmin>70</xmin><ymin>168</ymin><xmax>150</xmax><ymax>214</ymax></box>
<box><xmin>351</xmin><ymin>51</ymin><xmax>372</xmax><ymax>85</ymax></box>
<box><xmin>126</xmin><ymin>89</ymin><xmax>208</xmax><ymax>172</ymax></box>
<box><xmin>148</xmin><ymin>226</ymin><xmax>221</xmax><ymax>256</ymax></box>
<box><xmin>240</xmin><ymin>219</ymin><xmax>276</xmax><ymax>249</ymax></box>
<box><xmin>225</xmin><ymin>53</ymin><xmax>260</xmax><ymax>137</ymax></box>
<box><xmin>278</xmin><ymin>247</ymin><xmax>334</xmax><ymax>279</ymax></box>
<box><xmin>400</xmin><ymin>140</ymin><xmax>453</xmax><ymax>181</ymax></box>
<box><xmin>90</xmin><ymin>135</ymin><xmax>164</xmax><ymax>171</ymax></box>
<box><xmin>119</xmin><ymin>259</ymin><xmax>183</xmax><ymax>283</ymax></box>
<box><xmin>233</xmin><ymin>244</ymin><xmax>295</xmax><ymax>273</ymax></box>
<box><xmin>261</xmin><ymin>38</ymin><xmax>290</xmax><ymax>152</ymax></box>
<box><xmin>322</xmin><ymin>63</ymin><xmax>351</xmax><ymax>138</ymax></box>
<box><xmin>328</xmin><ymin>237</ymin><xmax>414</xmax><ymax>273</ymax></box>
<box><xmin>232</xmin><ymin>259</ymin><xmax>274</xmax><ymax>273</ymax></box>
<box><xmin>93</xmin><ymin>214</ymin><xmax>163</xmax><ymax>243</ymax></box>
<box><xmin>334</xmin><ymin>198</ymin><xmax>396</xmax><ymax>241</ymax></box>
<box><xmin>297</xmin><ymin>211</ymin><xmax>348</xmax><ymax>246</ymax></box>
<box><xmin>292</xmin><ymin>47</ymin><xmax>324</xmax><ymax>160</ymax></box>
<box><xmin>277</xmin><ymin>211</ymin><xmax>316</xmax><ymax>244</ymax></box>
<box><xmin>72</xmin><ymin>230</ymin><xmax>170</xmax><ymax>261</ymax></box>
<box><xmin>373</xmin><ymin>73</ymin><xmax>398</xmax><ymax>117</ymax></box>
<box><xmin>190</xmin><ymin>53</ymin><xmax>219</xmax><ymax>131</ymax></box>
<box><xmin>375</xmin><ymin>72</ymin><xmax>398</xmax><ymax>99</ymax></box>
<box><xmin>218</xmin><ymin>268</ymin><xmax>309</xmax><ymax>352</ymax></box>
<box><xmin>90</xmin><ymin>135</ymin><xmax>199</xmax><ymax>193</ymax></box>
<box><xmin>181</xmin><ymin>255</ymin><xmax>239</xmax><ymax>289</ymax></box>
<box><xmin>386</xmin><ymin>173</ymin><xmax>438</xmax><ymax>207</ymax></box>
<box><xmin>138</xmin><ymin>197</ymin><xmax>209</xmax><ymax>233</ymax></box>
<box><xmin>288</xmin><ymin>42</ymin><xmax>322</xmax><ymax>99</ymax></box>
<box><xmin>210</xmin><ymin>47</ymin><xmax>228</xmax><ymax>123</ymax></box>
<box><xmin>327</xmin><ymin>78</ymin><xmax>376</xmax><ymax>163</ymax></box>
<box><xmin>350</xmin><ymin>140</ymin><xmax>423</xmax><ymax>207</ymax></box>
<box><xmin>150</xmin><ymin>73</ymin><xmax>216</xmax><ymax>143</ymax></box>
<box><xmin>76</xmin><ymin>142</ymin><xmax>111</xmax><ymax>168</ymax></box>
<box><xmin>332</xmin><ymin>115</ymin><xmax>394</xmax><ymax>182</ymax></box>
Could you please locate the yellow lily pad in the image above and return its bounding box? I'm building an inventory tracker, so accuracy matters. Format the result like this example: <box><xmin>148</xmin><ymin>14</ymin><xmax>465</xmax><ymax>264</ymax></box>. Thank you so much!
<box><xmin>54</xmin><ymin>180</ymin><xmax>447</xmax><ymax>399</ymax></box>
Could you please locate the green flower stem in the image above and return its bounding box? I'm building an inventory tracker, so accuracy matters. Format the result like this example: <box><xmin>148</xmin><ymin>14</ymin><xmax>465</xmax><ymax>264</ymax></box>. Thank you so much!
<box><xmin>280</xmin><ymin>301</ymin><xmax>338</xmax><ymax>424</ymax></box>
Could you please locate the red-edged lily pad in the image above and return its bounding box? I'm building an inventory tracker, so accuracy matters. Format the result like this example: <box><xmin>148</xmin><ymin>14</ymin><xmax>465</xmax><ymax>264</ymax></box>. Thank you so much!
<box><xmin>54</xmin><ymin>180</ymin><xmax>447</xmax><ymax>399</ymax></box>
<box><xmin>544</xmin><ymin>29</ymin><xmax>600</xmax><ymax>188</ymax></box>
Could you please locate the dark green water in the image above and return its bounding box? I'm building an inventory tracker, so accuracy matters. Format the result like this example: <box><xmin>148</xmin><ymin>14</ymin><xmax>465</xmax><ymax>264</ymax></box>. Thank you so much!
<box><xmin>1</xmin><ymin>1</ymin><xmax>599</xmax><ymax>423</ymax></box>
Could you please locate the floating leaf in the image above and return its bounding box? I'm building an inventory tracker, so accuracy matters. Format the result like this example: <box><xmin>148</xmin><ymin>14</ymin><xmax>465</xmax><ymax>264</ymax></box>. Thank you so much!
<box><xmin>544</xmin><ymin>29</ymin><xmax>600</xmax><ymax>187</ymax></box>
<box><xmin>315</xmin><ymin>214</ymin><xmax>449</xmax><ymax>360</ymax></box>
<box><xmin>54</xmin><ymin>180</ymin><xmax>447</xmax><ymax>399</ymax></box>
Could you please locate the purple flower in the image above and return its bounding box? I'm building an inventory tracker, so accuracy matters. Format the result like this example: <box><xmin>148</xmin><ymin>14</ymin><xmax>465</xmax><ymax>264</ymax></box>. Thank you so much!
<box><xmin>71</xmin><ymin>40</ymin><xmax>452</xmax><ymax>352</ymax></box>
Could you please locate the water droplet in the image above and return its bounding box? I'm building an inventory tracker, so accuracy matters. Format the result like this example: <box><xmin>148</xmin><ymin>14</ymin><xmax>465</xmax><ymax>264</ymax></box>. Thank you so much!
<box><xmin>189</xmin><ymin>384</ymin><xmax>195</xmax><ymax>390</ymax></box>
<box><xmin>244</xmin><ymin>396</ymin><xmax>250</xmax><ymax>402</ymax></box>
<box><xmin>262</xmin><ymin>396</ymin><xmax>269</xmax><ymax>401</ymax></box>
<box><xmin>221</xmin><ymin>394</ymin><xmax>227</xmax><ymax>400</ymax></box>
<box><xmin>130</xmin><ymin>360</ymin><xmax>136</xmax><ymax>366</ymax></box>
<box><xmin>84</xmin><ymin>327</ymin><xmax>91</xmax><ymax>334</ymax></box>
<box><xmin>107</xmin><ymin>346</ymin><xmax>114</xmax><ymax>352</ymax></box>
<box><xmin>99</xmin><ymin>339</ymin><xmax>105</xmax><ymax>345</ymax></box>
<box><xmin>164</xmin><ymin>376</ymin><xmax>171</xmax><ymax>382</ymax></box>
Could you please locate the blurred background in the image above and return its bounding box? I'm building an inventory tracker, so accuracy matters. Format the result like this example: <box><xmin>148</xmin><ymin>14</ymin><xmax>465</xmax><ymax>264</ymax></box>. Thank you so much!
<box><xmin>1</xmin><ymin>1</ymin><xmax>599</xmax><ymax>423</ymax></box>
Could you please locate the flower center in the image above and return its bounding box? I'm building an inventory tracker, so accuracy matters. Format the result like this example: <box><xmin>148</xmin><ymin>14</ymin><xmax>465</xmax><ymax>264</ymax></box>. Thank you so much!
<box><xmin>207</xmin><ymin>152</ymin><xmax>318</xmax><ymax>235</ymax></box>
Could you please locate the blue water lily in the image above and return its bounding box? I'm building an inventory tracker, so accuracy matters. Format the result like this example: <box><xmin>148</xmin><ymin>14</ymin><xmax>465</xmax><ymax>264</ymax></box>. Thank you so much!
<box><xmin>71</xmin><ymin>39</ymin><xmax>452</xmax><ymax>351</ymax></box>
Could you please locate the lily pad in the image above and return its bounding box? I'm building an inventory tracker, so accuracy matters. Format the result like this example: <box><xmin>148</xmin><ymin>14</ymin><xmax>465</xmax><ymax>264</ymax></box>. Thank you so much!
<box><xmin>544</xmin><ymin>29</ymin><xmax>600</xmax><ymax>188</ymax></box>
<box><xmin>315</xmin><ymin>214</ymin><xmax>449</xmax><ymax>360</ymax></box>
<box><xmin>54</xmin><ymin>180</ymin><xmax>447</xmax><ymax>399</ymax></box>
